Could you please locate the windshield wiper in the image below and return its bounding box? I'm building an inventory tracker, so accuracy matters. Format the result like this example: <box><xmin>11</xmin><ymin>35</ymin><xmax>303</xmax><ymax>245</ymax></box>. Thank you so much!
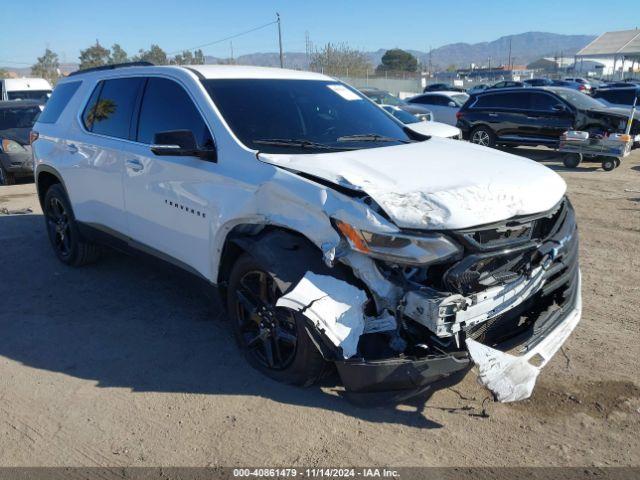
<box><xmin>337</xmin><ymin>133</ymin><xmax>412</xmax><ymax>144</ymax></box>
<box><xmin>253</xmin><ymin>138</ymin><xmax>352</xmax><ymax>151</ymax></box>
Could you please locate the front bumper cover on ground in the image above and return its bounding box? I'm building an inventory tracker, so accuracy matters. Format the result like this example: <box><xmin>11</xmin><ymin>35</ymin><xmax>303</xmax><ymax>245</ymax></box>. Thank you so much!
<box><xmin>335</xmin><ymin>269</ymin><xmax>581</xmax><ymax>404</ymax></box>
<box><xmin>467</xmin><ymin>272</ymin><xmax>581</xmax><ymax>402</ymax></box>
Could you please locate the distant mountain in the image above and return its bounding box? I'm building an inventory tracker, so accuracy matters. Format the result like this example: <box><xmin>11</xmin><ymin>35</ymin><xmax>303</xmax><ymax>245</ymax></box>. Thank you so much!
<box><xmin>414</xmin><ymin>32</ymin><xmax>596</xmax><ymax>68</ymax></box>
<box><xmin>205</xmin><ymin>32</ymin><xmax>595</xmax><ymax>70</ymax></box>
<box><xmin>2</xmin><ymin>32</ymin><xmax>596</xmax><ymax>75</ymax></box>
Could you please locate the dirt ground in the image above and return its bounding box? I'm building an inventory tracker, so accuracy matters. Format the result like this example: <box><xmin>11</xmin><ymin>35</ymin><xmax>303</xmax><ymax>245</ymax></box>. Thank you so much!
<box><xmin>0</xmin><ymin>148</ymin><xmax>638</xmax><ymax>468</ymax></box>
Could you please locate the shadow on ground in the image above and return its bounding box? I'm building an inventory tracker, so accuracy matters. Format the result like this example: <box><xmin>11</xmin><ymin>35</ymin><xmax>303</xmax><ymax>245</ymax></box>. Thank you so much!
<box><xmin>0</xmin><ymin>213</ymin><xmax>458</xmax><ymax>429</ymax></box>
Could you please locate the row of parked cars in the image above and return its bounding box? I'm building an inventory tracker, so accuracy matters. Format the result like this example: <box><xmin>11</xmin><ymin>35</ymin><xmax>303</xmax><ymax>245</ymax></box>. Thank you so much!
<box><xmin>358</xmin><ymin>77</ymin><xmax>640</xmax><ymax>152</ymax></box>
<box><xmin>0</xmin><ymin>79</ymin><xmax>53</xmax><ymax>184</ymax></box>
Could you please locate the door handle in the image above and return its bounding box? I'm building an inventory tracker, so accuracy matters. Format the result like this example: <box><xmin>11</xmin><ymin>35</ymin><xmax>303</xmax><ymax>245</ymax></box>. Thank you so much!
<box><xmin>488</xmin><ymin>113</ymin><xmax>498</xmax><ymax>117</ymax></box>
<box><xmin>126</xmin><ymin>159</ymin><xmax>144</xmax><ymax>172</ymax></box>
<box><xmin>66</xmin><ymin>143</ymin><xmax>78</xmax><ymax>154</ymax></box>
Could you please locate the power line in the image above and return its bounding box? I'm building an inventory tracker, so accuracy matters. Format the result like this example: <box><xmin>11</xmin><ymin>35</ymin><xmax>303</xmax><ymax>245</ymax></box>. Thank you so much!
<box><xmin>167</xmin><ymin>20</ymin><xmax>278</xmax><ymax>55</ymax></box>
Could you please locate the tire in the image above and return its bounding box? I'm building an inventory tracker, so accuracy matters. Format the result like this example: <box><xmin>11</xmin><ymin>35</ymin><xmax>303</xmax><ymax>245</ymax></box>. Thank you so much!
<box><xmin>470</xmin><ymin>126</ymin><xmax>496</xmax><ymax>148</ymax></box>
<box><xmin>226</xmin><ymin>253</ymin><xmax>327</xmax><ymax>386</ymax></box>
<box><xmin>0</xmin><ymin>165</ymin><xmax>15</xmax><ymax>185</ymax></box>
<box><xmin>601</xmin><ymin>157</ymin><xmax>617</xmax><ymax>172</ymax></box>
<box><xmin>563</xmin><ymin>153</ymin><xmax>582</xmax><ymax>168</ymax></box>
<box><xmin>43</xmin><ymin>183</ymin><xmax>102</xmax><ymax>266</ymax></box>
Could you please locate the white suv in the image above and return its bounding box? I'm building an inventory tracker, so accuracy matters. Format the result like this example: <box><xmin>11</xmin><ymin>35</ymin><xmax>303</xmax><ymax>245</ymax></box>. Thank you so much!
<box><xmin>32</xmin><ymin>63</ymin><xmax>581</xmax><ymax>403</ymax></box>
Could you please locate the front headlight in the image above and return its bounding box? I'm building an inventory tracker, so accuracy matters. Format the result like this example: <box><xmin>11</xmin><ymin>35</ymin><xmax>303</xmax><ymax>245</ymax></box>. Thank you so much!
<box><xmin>1</xmin><ymin>139</ymin><xmax>26</xmax><ymax>153</ymax></box>
<box><xmin>334</xmin><ymin>220</ymin><xmax>461</xmax><ymax>266</ymax></box>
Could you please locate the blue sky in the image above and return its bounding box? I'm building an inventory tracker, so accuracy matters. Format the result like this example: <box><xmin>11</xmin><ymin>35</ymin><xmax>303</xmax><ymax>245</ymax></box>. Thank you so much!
<box><xmin>1</xmin><ymin>0</ymin><xmax>638</xmax><ymax>65</ymax></box>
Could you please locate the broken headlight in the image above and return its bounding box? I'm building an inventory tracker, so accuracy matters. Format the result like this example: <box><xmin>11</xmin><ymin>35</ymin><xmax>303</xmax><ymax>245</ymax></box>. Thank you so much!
<box><xmin>334</xmin><ymin>220</ymin><xmax>461</xmax><ymax>266</ymax></box>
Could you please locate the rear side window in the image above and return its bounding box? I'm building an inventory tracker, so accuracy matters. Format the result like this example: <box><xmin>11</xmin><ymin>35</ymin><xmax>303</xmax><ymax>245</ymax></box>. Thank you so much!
<box><xmin>473</xmin><ymin>92</ymin><xmax>530</xmax><ymax>109</ymax></box>
<box><xmin>411</xmin><ymin>95</ymin><xmax>432</xmax><ymax>105</ymax></box>
<box><xmin>0</xmin><ymin>106</ymin><xmax>42</xmax><ymax>130</ymax></box>
<box><xmin>136</xmin><ymin>77</ymin><xmax>213</xmax><ymax>147</ymax></box>
<box><xmin>38</xmin><ymin>81</ymin><xmax>81</xmax><ymax>124</ymax></box>
<box><xmin>82</xmin><ymin>78</ymin><xmax>144</xmax><ymax>139</ymax></box>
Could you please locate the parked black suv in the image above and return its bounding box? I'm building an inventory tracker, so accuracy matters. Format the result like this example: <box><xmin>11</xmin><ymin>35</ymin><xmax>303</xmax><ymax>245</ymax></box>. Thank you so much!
<box><xmin>457</xmin><ymin>87</ymin><xmax>640</xmax><ymax>148</ymax></box>
<box><xmin>592</xmin><ymin>86</ymin><xmax>639</xmax><ymax>108</ymax></box>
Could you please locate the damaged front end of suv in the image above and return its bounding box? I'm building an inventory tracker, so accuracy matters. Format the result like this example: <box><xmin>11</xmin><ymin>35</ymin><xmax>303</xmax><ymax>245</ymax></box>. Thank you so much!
<box><xmin>274</xmin><ymin>197</ymin><xmax>579</xmax><ymax>403</ymax></box>
<box><xmin>250</xmin><ymin>143</ymin><xmax>581</xmax><ymax>405</ymax></box>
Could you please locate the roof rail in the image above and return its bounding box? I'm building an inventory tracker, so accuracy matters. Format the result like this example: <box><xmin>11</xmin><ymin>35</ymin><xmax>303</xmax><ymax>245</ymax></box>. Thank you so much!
<box><xmin>68</xmin><ymin>61</ymin><xmax>154</xmax><ymax>77</ymax></box>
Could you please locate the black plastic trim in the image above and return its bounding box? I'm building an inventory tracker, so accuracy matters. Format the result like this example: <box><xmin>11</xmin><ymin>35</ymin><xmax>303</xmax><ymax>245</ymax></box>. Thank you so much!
<box><xmin>68</xmin><ymin>62</ymin><xmax>153</xmax><ymax>77</ymax></box>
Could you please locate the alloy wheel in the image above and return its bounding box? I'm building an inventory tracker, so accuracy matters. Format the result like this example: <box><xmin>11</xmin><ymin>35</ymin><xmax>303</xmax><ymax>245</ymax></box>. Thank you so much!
<box><xmin>233</xmin><ymin>270</ymin><xmax>298</xmax><ymax>370</ymax></box>
<box><xmin>46</xmin><ymin>197</ymin><xmax>72</xmax><ymax>257</ymax></box>
<box><xmin>472</xmin><ymin>129</ymin><xmax>491</xmax><ymax>146</ymax></box>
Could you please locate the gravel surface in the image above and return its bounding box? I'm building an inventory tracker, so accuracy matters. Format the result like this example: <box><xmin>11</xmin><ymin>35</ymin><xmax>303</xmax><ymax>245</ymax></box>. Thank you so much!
<box><xmin>0</xmin><ymin>148</ymin><xmax>638</xmax><ymax>467</ymax></box>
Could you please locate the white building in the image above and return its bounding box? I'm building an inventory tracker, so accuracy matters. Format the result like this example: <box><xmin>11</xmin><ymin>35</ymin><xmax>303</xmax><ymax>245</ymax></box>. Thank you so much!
<box><xmin>575</xmin><ymin>29</ymin><xmax>640</xmax><ymax>78</ymax></box>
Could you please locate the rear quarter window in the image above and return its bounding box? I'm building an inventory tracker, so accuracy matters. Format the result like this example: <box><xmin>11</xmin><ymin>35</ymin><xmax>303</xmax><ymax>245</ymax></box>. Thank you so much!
<box><xmin>37</xmin><ymin>81</ymin><xmax>82</xmax><ymax>124</ymax></box>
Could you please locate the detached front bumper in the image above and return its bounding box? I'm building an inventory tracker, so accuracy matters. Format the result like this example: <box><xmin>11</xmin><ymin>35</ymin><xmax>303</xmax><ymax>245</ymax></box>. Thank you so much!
<box><xmin>335</xmin><ymin>267</ymin><xmax>581</xmax><ymax>404</ymax></box>
<box><xmin>467</xmin><ymin>271</ymin><xmax>581</xmax><ymax>402</ymax></box>
<box><xmin>335</xmin><ymin>351</ymin><xmax>471</xmax><ymax>404</ymax></box>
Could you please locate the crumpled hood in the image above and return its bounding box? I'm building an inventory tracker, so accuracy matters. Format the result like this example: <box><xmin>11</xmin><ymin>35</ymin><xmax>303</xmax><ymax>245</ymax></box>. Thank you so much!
<box><xmin>258</xmin><ymin>137</ymin><xmax>567</xmax><ymax>230</ymax></box>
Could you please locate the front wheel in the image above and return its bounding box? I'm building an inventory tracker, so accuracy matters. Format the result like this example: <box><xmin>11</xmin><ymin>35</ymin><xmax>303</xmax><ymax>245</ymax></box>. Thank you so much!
<box><xmin>470</xmin><ymin>126</ymin><xmax>496</xmax><ymax>148</ymax></box>
<box><xmin>226</xmin><ymin>253</ymin><xmax>327</xmax><ymax>386</ymax></box>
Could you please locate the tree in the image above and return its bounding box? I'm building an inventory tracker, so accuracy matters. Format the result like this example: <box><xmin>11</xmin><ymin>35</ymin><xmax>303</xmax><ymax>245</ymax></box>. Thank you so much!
<box><xmin>31</xmin><ymin>48</ymin><xmax>60</xmax><ymax>84</ymax></box>
<box><xmin>310</xmin><ymin>43</ymin><xmax>370</xmax><ymax>77</ymax></box>
<box><xmin>193</xmin><ymin>49</ymin><xmax>205</xmax><ymax>64</ymax></box>
<box><xmin>172</xmin><ymin>50</ymin><xmax>194</xmax><ymax>65</ymax></box>
<box><xmin>172</xmin><ymin>49</ymin><xmax>205</xmax><ymax>65</ymax></box>
<box><xmin>0</xmin><ymin>68</ymin><xmax>9</xmax><ymax>79</ymax></box>
<box><xmin>376</xmin><ymin>49</ymin><xmax>418</xmax><ymax>73</ymax></box>
<box><xmin>79</xmin><ymin>41</ymin><xmax>111</xmax><ymax>70</ymax></box>
<box><xmin>109</xmin><ymin>44</ymin><xmax>129</xmax><ymax>64</ymax></box>
<box><xmin>133</xmin><ymin>45</ymin><xmax>168</xmax><ymax>65</ymax></box>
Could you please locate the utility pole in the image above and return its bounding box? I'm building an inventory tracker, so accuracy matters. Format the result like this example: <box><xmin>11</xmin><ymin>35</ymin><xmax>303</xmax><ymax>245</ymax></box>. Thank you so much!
<box><xmin>230</xmin><ymin>41</ymin><xmax>234</xmax><ymax>63</ymax></box>
<box><xmin>277</xmin><ymin>13</ymin><xmax>284</xmax><ymax>68</ymax></box>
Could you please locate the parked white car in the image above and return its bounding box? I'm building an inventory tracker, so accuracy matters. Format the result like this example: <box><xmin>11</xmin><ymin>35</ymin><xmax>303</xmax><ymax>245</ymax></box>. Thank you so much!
<box><xmin>405</xmin><ymin>91</ymin><xmax>469</xmax><ymax>126</ymax></box>
<box><xmin>0</xmin><ymin>78</ymin><xmax>52</xmax><ymax>102</ymax></box>
<box><xmin>32</xmin><ymin>64</ymin><xmax>581</xmax><ymax>403</ymax></box>
<box><xmin>380</xmin><ymin>105</ymin><xmax>461</xmax><ymax>139</ymax></box>
<box><xmin>564</xmin><ymin>77</ymin><xmax>593</xmax><ymax>94</ymax></box>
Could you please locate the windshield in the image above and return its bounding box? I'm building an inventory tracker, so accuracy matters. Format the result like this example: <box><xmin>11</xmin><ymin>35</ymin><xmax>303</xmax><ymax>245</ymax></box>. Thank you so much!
<box><xmin>202</xmin><ymin>79</ymin><xmax>412</xmax><ymax>154</ymax></box>
<box><xmin>7</xmin><ymin>90</ymin><xmax>51</xmax><ymax>103</ymax></box>
<box><xmin>548</xmin><ymin>87</ymin><xmax>608</xmax><ymax>110</ymax></box>
<box><xmin>0</xmin><ymin>106</ymin><xmax>41</xmax><ymax>130</ymax></box>
<box><xmin>363</xmin><ymin>90</ymin><xmax>404</xmax><ymax>106</ymax></box>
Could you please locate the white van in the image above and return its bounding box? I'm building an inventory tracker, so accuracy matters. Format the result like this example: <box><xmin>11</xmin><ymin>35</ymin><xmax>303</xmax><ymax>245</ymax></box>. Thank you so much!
<box><xmin>0</xmin><ymin>78</ymin><xmax>52</xmax><ymax>102</ymax></box>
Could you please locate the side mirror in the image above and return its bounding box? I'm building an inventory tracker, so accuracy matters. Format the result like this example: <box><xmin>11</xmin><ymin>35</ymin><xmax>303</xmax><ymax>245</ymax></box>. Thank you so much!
<box><xmin>448</xmin><ymin>101</ymin><xmax>457</xmax><ymax>107</ymax></box>
<box><xmin>150</xmin><ymin>130</ymin><xmax>217</xmax><ymax>162</ymax></box>
<box><xmin>552</xmin><ymin>104</ymin><xmax>567</xmax><ymax>113</ymax></box>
